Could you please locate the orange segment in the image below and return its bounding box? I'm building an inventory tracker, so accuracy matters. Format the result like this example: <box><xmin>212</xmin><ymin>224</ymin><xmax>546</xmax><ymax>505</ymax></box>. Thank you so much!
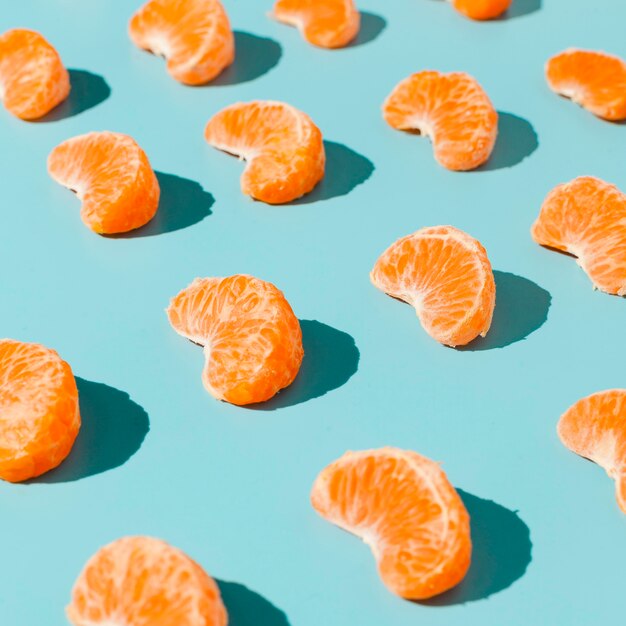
<box><xmin>0</xmin><ymin>339</ymin><xmax>80</xmax><ymax>482</ymax></box>
<box><xmin>0</xmin><ymin>29</ymin><xmax>70</xmax><ymax>120</ymax></box>
<box><xmin>382</xmin><ymin>71</ymin><xmax>497</xmax><ymax>171</ymax></box>
<box><xmin>451</xmin><ymin>0</ymin><xmax>512</xmax><ymax>20</ymax></box>
<box><xmin>370</xmin><ymin>226</ymin><xmax>496</xmax><ymax>347</ymax></box>
<box><xmin>545</xmin><ymin>49</ymin><xmax>626</xmax><ymax>121</ymax></box>
<box><xmin>167</xmin><ymin>274</ymin><xmax>303</xmax><ymax>406</ymax></box>
<box><xmin>272</xmin><ymin>0</ymin><xmax>360</xmax><ymax>49</ymax></box>
<box><xmin>66</xmin><ymin>536</ymin><xmax>227</xmax><ymax>625</ymax></box>
<box><xmin>558</xmin><ymin>390</ymin><xmax>626</xmax><ymax>514</ymax></box>
<box><xmin>531</xmin><ymin>176</ymin><xmax>626</xmax><ymax>296</ymax></box>
<box><xmin>204</xmin><ymin>100</ymin><xmax>325</xmax><ymax>204</ymax></box>
<box><xmin>129</xmin><ymin>0</ymin><xmax>235</xmax><ymax>85</ymax></box>
<box><xmin>47</xmin><ymin>131</ymin><xmax>160</xmax><ymax>234</ymax></box>
<box><xmin>311</xmin><ymin>448</ymin><xmax>471</xmax><ymax>599</ymax></box>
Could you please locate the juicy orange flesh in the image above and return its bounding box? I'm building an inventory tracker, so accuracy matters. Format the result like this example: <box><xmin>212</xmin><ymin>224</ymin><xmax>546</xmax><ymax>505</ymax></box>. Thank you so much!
<box><xmin>0</xmin><ymin>28</ymin><xmax>70</xmax><ymax>119</ymax></box>
<box><xmin>382</xmin><ymin>71</ymin><xmax>498</xmax><ymax>171</ymax></box>
<box><xmin>311</xmin><ymin>448</ymin><xmax>471</xmax><ymax>599</ymax></box>
<box><xmin>204</xmin><ymin>101</ymin><xmax>325</xmax><ymax>204</ymax></box>
<box><xmin>546</xmin><ymin>49</ymin><xmax>626</xmax><ymax>121</ymax></box>
<box><xmin>558</xmin><ymin>390</ymin><xmax>626</xmax><ymax>513</ymax></box>
<box><xmin>47</xmin><ymin>131</ymin><xmax>160</xmax><ymax>234</ymax></box>
<box><xmin>452</xmin><ymin>0</ymin><xmax>512</xmax><ymax>20</ymax></box>
<box><xmin>66</xmin><ymin>536</ymin><xmax>227</xmax><ymax>626</ymax></box>
<box><xmin>371</xmin><ymin>226</ymin><xmax>495</xmax><ymax>347</ymax></box>
<box><xmin>0</xmin><ymin>339</ymin><xmax>80</xmax><ymax>482</ymax></box>
<box><xmin>167</xmin><ymin>275</ymin><xmax>303</xmax><ymax>405</ymax></box>
<box><xmin>129</xmin><ymin>0</ymin><xmax>234</xmax><ymax>85</ymax></box>
<box><xmin>531</xmin><ymin>176</ymin><xmax>626</xmax><ymax>296</ymax></box>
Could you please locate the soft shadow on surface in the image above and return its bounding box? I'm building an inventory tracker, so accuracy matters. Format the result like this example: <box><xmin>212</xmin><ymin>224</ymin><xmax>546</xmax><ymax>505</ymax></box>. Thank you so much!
<box><xmin>38</xmin><ymin>70</ymin><xmax>111</xmax><ymax>122</ymax></box>
<box><xmin>480</xmin><ymin>113</ymin><xmax>538</xmax><ymax>171</ymax></box>
<box><xmin>32</xmin><ymin>378</ymin><xmax>149</xmax><ymax>483</ymax></box>
<box><xmin>211</xmin><ymin>32</ymin><xmax>282</xmax><ymax>86</ymax></box>
<box><xmin>116</xmin><ymin>172</ymin><xmax>214</xmax><ymax>237</ymax></box>
<box><xmin>292</xmin><ymin>141</ymin><xmax>374</xmax><ymax>204</ymax></box>
<box><xmin>251</xmin><ymin>320</ymin><xmax>360</xmax><ymax>410</ymax></box>
<box><xmin>421</xmin><ymin>490</ymin><xmax>532</xmax><ymax>606</ymax></box>
<box><xmin>504</xmin><ymin>0</ymin><xmax>542</xmax><ymax>19</ymax></box>
<box><xmin>218</xmin><ymin>581</ymin><xmax>291</xmax><ymax>626</ymax></box>
<box><xmin>350</xmin><ymin>12</ymin><xmax>386</xmax><ymax>46</ymax></box>
<box><xmin>459</xmin><ymin>271</ymin><xmax>551</xmax><ymax>351</ymax></box>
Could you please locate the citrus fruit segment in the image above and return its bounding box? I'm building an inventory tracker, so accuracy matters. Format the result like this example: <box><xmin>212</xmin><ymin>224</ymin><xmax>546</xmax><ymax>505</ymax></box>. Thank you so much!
<box><xmin>311</xmin><ymin>447</ymin><xmax>471</xmax><ymax>599</ymax></box>
<box><xmin>47</xmin><ymin>131</ymin><xmax>160</xmax><ymax>234</ymax></box>
<box><xmin>382</xmin><ymin>71</ymin><xmax>497</xmax><ymax>171</ymax></box>
<box><xmin>451</xmin><ymin>0</ymin><xmax>512</xmax><ymax>20</ymax></box>
<box><xmin>129</xmin><ymin>0</ymin><xmax>235</xmax><ymax>85</ymax></box>
<box><xmin>545</xmin><ymin>49</ymin><xmax>626</xmax><ymax>121</ymax></box>
<box><xmin>0</xmin><ymin>339</ymin><xmax>80</xmax><ymax>482</ymax></box>
<box><xmin>167</xmin><ymin>274</ymin><xmax>304</xmax><ymax>405</ymax></box>
<box><xmin>0</xmin><ymin>29</ymin><xmax>70</xmax><ymax>120</ymax></box>
<box><xmin>272</xmin><ymin>0</ymin><xmax>360</xmax><ymax>49</ymax></box>
<box><xmin>66</xmin><ymin>536</ymin><xmax>227</xmax><ymax>626</ymax></box>
<box><xmin>531</xmin><ymin>176</ymin><xmax>626</xmax><ymax>295</ymax></box>
<box><xmin>204</xmin><ymin>100</ymin><xmax>325</xmax><ymax>204</ymax></box>
<box><xmin>370</xmin><ymin>226</ymin><xmax>496</xmax><ymax>347</ymax></box>
<box><xmin>558</xmin><ymin>390</ymin><xmax>626</xmax><ymax>514</ymax></box>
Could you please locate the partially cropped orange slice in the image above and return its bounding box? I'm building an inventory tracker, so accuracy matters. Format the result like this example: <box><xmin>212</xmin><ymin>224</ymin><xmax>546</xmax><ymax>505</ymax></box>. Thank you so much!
<box><xmin>371</xmin><ymin>226</ymin><xmax>496</xmax><ymax>347</ymax></box>
<box><xmin>531</xmin><ymin>176</ymin><xmax>626</xmax><ymax>295</ymax></box>
<box><xmin>0</xmin><ymin>339</ymin><xmax>80</xmax><ymax>482</ymax></box>
<box><xmin>546</xmin><ymin>49</ymin><xmax>626</xmax><ymax>121</ymax></box>
<box><xmin>129</xmin><ymin>0</ymin><xmax>235</xmax><ymax>85</ymax></box>
<box><xmin>558</xmin><ymin>390</ymin><xmax>626</xmax><ymax>514</ymax></box>
<box><xmin>383</xmin><ymin>71</ymin><xmax>498</xmax><ymax>171</ymax></box>
<box><xmin>0</xmin><ymin>29</ymin><xmax>70</xmax><ymax>120</ymax></box>
<box><xmin>311</xmin><ymin>447</ymin><xmax>471</xmax><ymax>599</ymax></box>
<box><xmin>67</xmin><ymin>536</ymin><xmax>227</xmax><ymax>625</ymax></box>
<box><xmin>272</xmin><ymin>0</ymin><xmax>360</xmax><ymax>49</ymax></box>
<box><xmin>48</xmin><ymin>131</ymin><xmax>160</xmax><ymax>234</ymax></box>
<box><xmin>167</xmin><ymin>274</ymin><xmax>303</xmax><ymax>405</ymax></box>
<box><xmin>451</xmin><ymin>0</ymin><xmax>512</xmax><ymax>20</ymax></box>
<box><xmin>205</xmin><ymin>100</ymin><xmax>325</xmax><ymax>204</ymax></box>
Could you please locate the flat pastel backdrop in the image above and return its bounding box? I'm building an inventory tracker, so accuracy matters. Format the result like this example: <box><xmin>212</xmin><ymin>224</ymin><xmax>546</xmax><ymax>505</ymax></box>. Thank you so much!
<box><xmin>1</xmin><ymin>1</ymin><xmax>624</xmax><ymax>623</ymax></box>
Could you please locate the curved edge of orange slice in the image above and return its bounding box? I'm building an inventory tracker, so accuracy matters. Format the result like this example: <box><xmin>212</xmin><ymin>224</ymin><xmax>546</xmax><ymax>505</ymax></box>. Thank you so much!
<box><xmin>451</xmin><ymin>0</ymin><xmax>512</xmax><ymax>20</ymax></box>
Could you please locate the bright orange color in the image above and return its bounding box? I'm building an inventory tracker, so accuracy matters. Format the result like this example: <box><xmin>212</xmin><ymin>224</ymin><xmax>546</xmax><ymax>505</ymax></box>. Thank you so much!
<box><xmin>382</xmin><ymin>71</ymin><xmax>498</xmax><ymax>171</ymax></box>
<box><xmin>545</xmin><ymin>49</ymin><xmax>626</xmax><ymax>121</ymax></box>
<box><xmin>311</xmin><ymin>447</ymin><xmax>471</xmax><ymax>599</ymax></box>
<box><xmin>531</xmin><ymin>176</ymin><xmax>626</xmax><ymax>296</ymax></box>
<box><xmin>67</xmin><ymin>536</ymin><xmax>227</xmax><ymax>626</ymax></box>
<box><xmin>451</xmin><ymin>0</ymin><xmax>512</xmax><ymax>20</ymax></box>
<box><xmin>371</xmin><ymin>226</ymin><xmax>496</xmax><ymax>347</ymax></box>
<box><xmin>0</xmin><ymin>29</ymin><xmax>70</xmax><ymax>120</ymax></box>
<box><xmin>204</xmin><ymin>100</ymin><xmax>325</xmax><ymax>204</ymax></box>
<box><xmin>558</xmin><ymin>390</ymin><xmax>626</xmax><ymax>514</ymax></box>
<box><xmin>129</xmin><ymin>0</ymin><xmax>234</xmax><ymax>85</ymax></box>
<box><xmin>0</xmin><ymin>339</ymin><xmax>80</xmax><ymax>482</ymax></box>
<box><xmin>167</xmin><ymin>274</ymin><xmax>303</xmax><ymax>405</ymax></box>
<box><xmin>47</xmin><ymin>131</ymin><xmax>160</xmax><ymax>234</ymax></box>
<box><xmin>272</xmin><ymin>0</ymin><xmax>360</xmax><ymax>49</ymax></box>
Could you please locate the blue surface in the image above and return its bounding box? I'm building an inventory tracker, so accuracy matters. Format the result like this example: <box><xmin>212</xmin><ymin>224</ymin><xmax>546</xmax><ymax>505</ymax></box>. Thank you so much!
<box><xmin>1</xmin><ymin>1</ymin><xmax>625</xmax><ymax>624</ymax></box>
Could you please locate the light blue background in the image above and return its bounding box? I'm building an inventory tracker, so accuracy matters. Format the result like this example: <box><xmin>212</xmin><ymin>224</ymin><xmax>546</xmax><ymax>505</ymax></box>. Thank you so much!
<box><xmin>1</xmin><ymin>1</ymin><xmax>625</xmax><ymax>624</ymax></box>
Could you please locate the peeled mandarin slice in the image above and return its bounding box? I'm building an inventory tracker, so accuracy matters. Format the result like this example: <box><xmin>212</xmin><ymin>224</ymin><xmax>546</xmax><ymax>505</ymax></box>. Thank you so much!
<box><xmin>0</xmin><ymin>28</ymin><xmax>70</xmax><ymax>120</ymax></box>
<box><xmin>272</xmin><ymin>0</ymin><xmax>360</xmax><ymax>49</ymax></box>
<box><xmin>204</xmin><ymin>100</ymin><xmax>325</xmax><ymax>204</ymax></box>
<box><xmin>167</xmin><ymin>274</ymin><xmax>303</xmax><ymax>405</ymax></box>
<box><xmin>0</xmin><ymin>339</ymin><xmax>80</xmax><ymax>482</ymax></box>
<box><xmin>47</xmin><ymin>131</ymin><xmax>160</xmax><ymax>234</ymax></box>
<box><xmin>545</xmin><ymin>49</ymin><xmax>626</xmax><ymax>121</ymax></box>
<box><xmin>311</xmin><ymin>447</ymin><xmax>472</xmax><ymax>599</ymax></box>
<box><xmin>382</xmin><ymin>71</ymin><xmax>498</xmax><ymax>171</ymax></box>
<box><xmin>66</xmin><ymin>536</ymin><xmax>227</xmax><ymax>626</ymax></box>
<box><xmin>531</xmin><ymin>176</ymin><xmax>626</xmax><ymax>295</ymax></box>
<box><xmin>129</xmin><ymin>0</ymin><xmax>235</xmax><ymax>85</ymax></box>
<box><xmin>451</xmin><ymin>0</ymin><xmax>512</xmax><ymax>20</ymax></box>
<box><xmin>558</xmin><ymin>390</ymin><xmax>626</xmax><ymax>514</ymax></box>
<box><xmin>371</xmin><ymin>226</ymin><xmax>496</xmax><ymax>347</ymax></box>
